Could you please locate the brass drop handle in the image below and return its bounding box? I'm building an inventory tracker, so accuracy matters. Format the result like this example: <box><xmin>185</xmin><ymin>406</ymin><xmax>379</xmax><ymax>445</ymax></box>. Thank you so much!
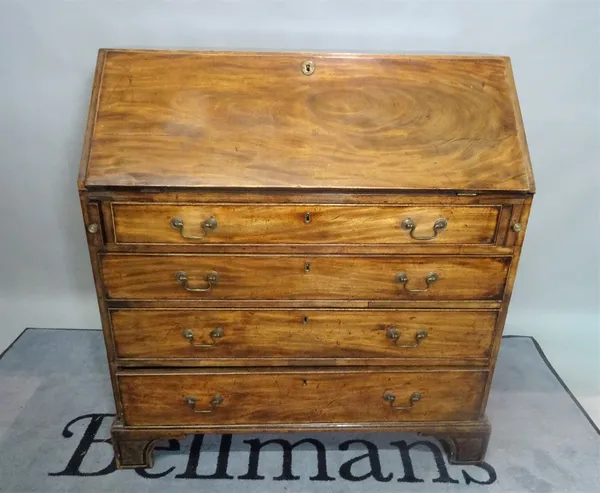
<box><xmin>184</xmin><ymin>394</ymin><xmax>223</xmax><ymax>413</ymax></box>
<box><xmin>401</xmin><ymin>217</ymin><xmax>447</xmax><ymax>240</ymax></box>
<box><xmin>175</xmin><ymin>271</ymin><xmax>220</xmax><ymax>292</ymax></box>
<box><xmin>385</xmin><ymin>327</ymin><xmax>428</xmax><ymax>348</ymax></box>
<box><xmin>170</xmin><ymin>216</ymin><xmax>218</xmax><ymax>240</ymax></box>
<box><xmin>396</xmin><ymin>272</ymin><xmax>438</xmax><ymax>293</ymax></box>
<box><xmin>383</xmin><ymin>391</ymin><xmax>421</xmax><ymax>411</ymax></box>
<box><xmin>183</xmin><ymin>327</ymin><xmax>224</xmax><ymax>348</ymax></box>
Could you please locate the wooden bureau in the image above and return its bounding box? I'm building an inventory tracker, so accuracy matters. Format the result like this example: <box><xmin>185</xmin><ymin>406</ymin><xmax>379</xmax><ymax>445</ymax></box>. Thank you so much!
<box><xmin>78</xmin><ymin>49</ymin><xmax>534</xmax><ymax>468</ymax></box>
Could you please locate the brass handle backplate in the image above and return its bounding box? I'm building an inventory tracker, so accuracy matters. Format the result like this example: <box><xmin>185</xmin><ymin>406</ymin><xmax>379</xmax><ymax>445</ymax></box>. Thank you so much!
<box><xmin>383</xmin><ymin>391</ymin><xmax>421</xmax><ymax>411</ymax></box>
<box><xmin>170</xmin><ymin>216</ymin><xmax>218</xmax><ymax>240</ymax></box>
<box><xmin>184</xmin><ymin>394</ymin><xmax>223</xmax><ymax>413</ymax></box>
<box><xmin>183</xmin><ymin>327</ymin><xmax>224</xmax><ymax>348</ymax></box>
<box><xmin>176</xmin><ymin>271</ymin><xmax>220</xmax><ymax>292</ymax></box>
<box><xmin>401</xmin><ymin>217</ymin><xmax>447</xmax><ymax>240</ymax></box>
<box><xmin>396</xmin><ymin>272</ymin><xmax>438</xmax><ymax>293</ymax></box>
<box><xmin>384</xmin><ymin>327</ymin><xmax>428</xmax><ymax>348</ymax></box>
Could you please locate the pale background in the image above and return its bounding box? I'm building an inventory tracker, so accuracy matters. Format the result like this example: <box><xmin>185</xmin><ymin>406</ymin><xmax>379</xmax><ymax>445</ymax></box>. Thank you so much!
<box><xmin>0</xmin><ymin>1</ymin><xmax>598</xmax><ymax>422</ymax></box>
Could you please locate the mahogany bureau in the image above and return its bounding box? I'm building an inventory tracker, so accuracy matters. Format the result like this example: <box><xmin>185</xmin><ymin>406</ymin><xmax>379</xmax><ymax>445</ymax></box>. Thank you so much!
<box><xmin>78</xmin><ymin>49</ymin><xmax>534</xmax><ymax>468</ymax></box>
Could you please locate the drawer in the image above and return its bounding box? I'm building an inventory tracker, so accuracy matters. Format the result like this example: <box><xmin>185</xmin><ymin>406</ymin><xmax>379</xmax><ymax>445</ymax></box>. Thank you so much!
<box><xmin>111</xmin><ymin>203</ymin><xmax>500</xmax><ymax>245</ymax></box>
<box><xmin>101</xmin><ymin>254</ymin><xmax>510</xmax><ymax>301</ymax></box>
<box><xmin>118</xmin><ymin>369</ymin><xmax>486</xmax><ymax>426</ymax></box>
<box><xmin>111</xmin><ymin>309</ymin><xmax>497</xmax><ymax>363</ymax></box>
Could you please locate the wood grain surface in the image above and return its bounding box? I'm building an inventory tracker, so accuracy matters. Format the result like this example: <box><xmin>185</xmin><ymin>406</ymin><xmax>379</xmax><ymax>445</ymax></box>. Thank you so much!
<box><xmin>101</xmin><ymin>254</ymin><xmax>510</xmax><ymax>301</ymax></box>
<box><xmin>112</xmin><ymin>203</ymin><xmax>500</xmax><ymax>245</ymax></box>
<box><xmin>118</xmin><ymin>368</ymin><xmax>486</xmax><ymax>425</ymax></box>
<box><xmin>110</xmin><ymin>309</ymin><xmax>497</xmax><ymax>362</ymax></box>
<box><xmin>82</xmin><ymin>50</ymin><xmax>533</xmax><ymax>192</ymax></box>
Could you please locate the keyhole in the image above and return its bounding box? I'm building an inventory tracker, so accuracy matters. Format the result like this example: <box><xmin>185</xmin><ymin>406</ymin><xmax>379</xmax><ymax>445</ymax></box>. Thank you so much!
<box><xmin>304</xmin><ymin>262</ymin><xmax>311</xmax><ymax>273</ymax></box>
<box><xmin>302</xmin><ymin>379</ymin><xmax>308</xmax><ymax>387</ymax></box>
<box><xmin>302</xmin><ymin>61</ymin><xmax>315</xmax><ymax>76</ymax></box>
<box><xmin>305</xmin><ymin>212</ymin><xmax>311</xmax><ymax>224</ymax></box>
<box><xmin>302</xmin><ymin>316</ymin><xmax>309</xmax><ymax>324</ymax></box>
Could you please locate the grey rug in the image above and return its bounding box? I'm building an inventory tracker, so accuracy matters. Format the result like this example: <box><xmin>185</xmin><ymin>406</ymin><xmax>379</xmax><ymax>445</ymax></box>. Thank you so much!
<box><xmin>0</xmin><ymin>330</ymin><xmax>598</xmax><ymax>493</ymax></box>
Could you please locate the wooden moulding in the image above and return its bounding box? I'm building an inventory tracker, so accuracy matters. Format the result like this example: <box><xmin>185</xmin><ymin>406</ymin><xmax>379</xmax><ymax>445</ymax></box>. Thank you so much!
<box><xmin>111</xmin><ymin>417</ymin><xmax>491</xmax><ymax>468</ymax></box>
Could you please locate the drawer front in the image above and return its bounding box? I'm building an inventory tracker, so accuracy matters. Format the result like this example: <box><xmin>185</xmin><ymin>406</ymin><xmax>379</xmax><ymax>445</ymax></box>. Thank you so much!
<box><xmin>101</xmin><ymin>254</ymin><xmax>509</xmax><ymax>301</ymax></box>
<box><xmin>111</xmin><ymin>309</ymin><xmax>497</xmax><ymax>362</ymax></box>
<box><xmin>118</xmin><ymin>369</ymin><xmax>486</xmax><ymax>426</ymax></box>
<box><xmin>112</xmin><ymin>203</ymin><xmax>500</xmax><ymax>245</ymax></box>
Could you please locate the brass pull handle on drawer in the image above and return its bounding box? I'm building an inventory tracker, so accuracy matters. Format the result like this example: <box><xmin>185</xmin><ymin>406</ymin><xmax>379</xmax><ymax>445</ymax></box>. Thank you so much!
<box><xmin>385</xmin><ymin>326</ymin><xmax>428</xmax><ymax>347</ymax></box>
<box><xmin>183</xmin><ymin>327</ymin><xmax>224</xmax><ymax>348</ymax></box>
<box><xmin>383</xmin><ymin>391</ymin><xmax>421</xmax><ymax>411</ymax></box>
<box><xmin>184</xmin><ymin>394</ymin><xmax>223</xmax><ymax>413</ymax></box>
<box><xmin>401</xmin><ymin>217</ymin><xmax>447</xmax><ymax>240</ymax></box>
<box><xmin>396</xmin><ymin>272</ymin><xmax>438</xmax><ymax>293</ymax></box>
<box><xmin>170</xmin><ymin>216</ymin><xmax>218</xmax><ymax>240</ymax></box>
<box><xmin>175</xmin><ymin>271</ymin><xmax>220</xmax><ymax>292</ymax></box>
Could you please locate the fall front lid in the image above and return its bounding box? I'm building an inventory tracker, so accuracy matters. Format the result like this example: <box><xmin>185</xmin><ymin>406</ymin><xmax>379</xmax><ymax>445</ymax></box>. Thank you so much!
<box><xmin>80</xmin><ymin>50</ymin><xmax>534</xmax><ymax>192</ymax></box>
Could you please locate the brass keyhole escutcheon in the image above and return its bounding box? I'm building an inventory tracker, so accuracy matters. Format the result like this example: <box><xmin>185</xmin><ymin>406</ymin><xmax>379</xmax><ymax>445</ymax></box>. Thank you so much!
<box><xmin>305</xmin><ymin>212</ymin><xmax>311</xmax><ymax>223</ymax></box>
<box><xmin>304</xmin><ymin>262</ymin><xmax>311</xmax><ymax>273</ymax></box>
<box><xmin>301</xmin><ymin>61</ymin><xmax>315</xmax><ymax>76</ymax></box>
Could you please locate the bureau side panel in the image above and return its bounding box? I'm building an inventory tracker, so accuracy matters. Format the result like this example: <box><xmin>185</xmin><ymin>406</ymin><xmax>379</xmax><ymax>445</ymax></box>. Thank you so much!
<box><xmin>479</xmin><ymin>196</ymin><xmax>533</xmax><ymax>413</ymax></box>
<box><xmin>80</xmin><ymin>192</ymin><xmax>123</xmax><ymax>416</ymax></box>
<box><xmin>78</xmin><ymin>50</ymin><xmax>107</xmax><ymax>190</ymax></box>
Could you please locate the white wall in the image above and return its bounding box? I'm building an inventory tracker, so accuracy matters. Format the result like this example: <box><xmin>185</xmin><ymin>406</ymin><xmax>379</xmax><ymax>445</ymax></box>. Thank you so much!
<box><xmin>1</xmin><ymin>0</ymin><xmax>598</xmax><ymax>414</ymax></box>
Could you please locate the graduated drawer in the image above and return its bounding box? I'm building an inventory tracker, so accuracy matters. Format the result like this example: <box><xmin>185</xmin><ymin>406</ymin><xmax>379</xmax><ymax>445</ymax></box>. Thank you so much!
<box><xmin>111</xmin><ymin>309</ymin><xmax>497</xmax><ymax>363</ymax></box>
<box><xmin>111</xmin><ymin>203</ymin><xmax>500</xmax><ymax>245</ymax></box>
<box><xmin>117</xmin><ymin>369</ymin><xmax>486</xmax><ymax>426</ymax></box>
<box><xmin>101</xmin><ymin>254</ymin><xmax>510</xmax><ymax>301</ymax></box>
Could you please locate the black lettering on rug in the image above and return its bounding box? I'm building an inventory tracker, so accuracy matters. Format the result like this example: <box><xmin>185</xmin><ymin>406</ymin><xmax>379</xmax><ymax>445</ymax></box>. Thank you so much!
<box><xmin>462</xmin><ymin>461</ymin><xmax>497</xmax><ymax>485</ymax></box>
<box><xmin>175</xmin><ymin>434</ymin><xmax>234</xmax><ymax>479</ymax></box>
<box><xmin>391</xmin><ymin>439</ymin><xmax>459</xmax><ymax>484</ymax></box>
<box><xmin>238</xmin><ymin>438</ymin><xmax>335</xmax><ymax>481</ymax></box>
<box><xmin>49</xmin><ymin>413</ymin><xmax>497</xmax><ymax>485</ymax></box>
<box><xmin>49</xmin><ymin>413</ymin><xmax>116</xmax><ymax>476</ymax></box>
<box><xmin>338</xmin><ymin>439</ymin><xmax>393</xmax><ymax>482</ymax></box>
